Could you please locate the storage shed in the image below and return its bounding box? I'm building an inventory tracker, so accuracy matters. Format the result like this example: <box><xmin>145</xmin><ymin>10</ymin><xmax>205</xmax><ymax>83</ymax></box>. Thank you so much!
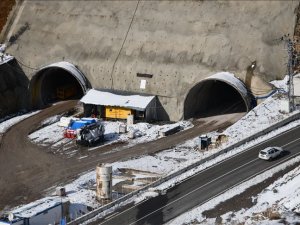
<box><xmin>80</xmin><ymin>89</ymin><xmax>157</xmax><ymax>121</ymax></box>
<box><xmin>0</xmin><ymin>197</ymin><xmax>69</xmax><ymax>225</ymax></box>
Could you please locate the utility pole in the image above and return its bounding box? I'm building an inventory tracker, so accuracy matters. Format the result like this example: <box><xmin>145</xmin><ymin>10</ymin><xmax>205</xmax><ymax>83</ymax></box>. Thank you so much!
<box><xmin>282</xmin><ymin>35</ymin><xmax>296</xmax><ymax>112</ymax></box>
<box><xmin>287</xmin><ymin>38</ymin><xmax>295</xmax><ymax>112</ymax></box>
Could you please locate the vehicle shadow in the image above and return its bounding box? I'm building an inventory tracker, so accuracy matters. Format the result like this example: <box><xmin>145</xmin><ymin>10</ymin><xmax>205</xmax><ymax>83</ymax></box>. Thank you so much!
<box><xmin>280</xmin><ymin>150</ymin><xmax>291</xmax><ymax>157</ymax></box>
<box><xmin>270</xmin><ymin>150</ymin><xmax>291</xmax><ymax>161</ymax></box>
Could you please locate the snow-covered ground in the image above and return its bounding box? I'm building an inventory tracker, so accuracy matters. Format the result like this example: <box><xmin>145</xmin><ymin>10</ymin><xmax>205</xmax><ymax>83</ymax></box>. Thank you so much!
<box><xmin>28</xmin><ymin>116</ymin><xmax>192</xmax><ymax>156</ymax></box>
<box><xmin>0</xmin><ymin>111</ymin><xmax>40</xmax><ymax>134</ymax></box>
<box><xmin>0</xmin><ymin>43</ymin><xmax>14</xmax><ymax>65</ymax></box>
<box><xmin>1</xmin><ymin>76</ymin><xmax>300</xmax><ymax>224</ymax></box>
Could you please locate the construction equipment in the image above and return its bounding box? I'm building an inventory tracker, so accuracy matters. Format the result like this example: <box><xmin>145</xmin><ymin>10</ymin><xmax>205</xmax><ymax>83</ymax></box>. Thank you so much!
<box><xmin>56</xmin><ymin>85</ymin><xmax>77</xmax><ymax>100</ymax></box>
<box><xmin>63</xmin><ymin>128</ymin><xmax>77</xmax><ymax>139</ymax></box>
<box><xmin>76</xmin><ymin>121</ymin><xmax>105</xmax><ymax>146</ymax></box>
<box><xmin>105</xmin><ymin>106</ymin><xmax>134</xmax><ymax>120</ymax></box>
<box><xmin>63</xmin><ymin>118</ymin><xmax>97</xmax><ymax>139</ymax></box>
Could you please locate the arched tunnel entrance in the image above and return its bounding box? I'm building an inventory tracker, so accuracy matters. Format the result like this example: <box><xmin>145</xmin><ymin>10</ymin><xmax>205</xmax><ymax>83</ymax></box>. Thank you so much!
<box><xmin>29</xmin><ymin>61</ymin><xmax>91</xmax><ymax>108</ymax></box>
<box><xmin>184</xmin><ymin>72</ymin><xmax>254</xmax><ymax>119</ymax></box>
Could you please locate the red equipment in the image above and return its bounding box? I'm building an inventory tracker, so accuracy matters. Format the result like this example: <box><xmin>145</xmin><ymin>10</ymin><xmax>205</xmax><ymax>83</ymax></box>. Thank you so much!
<box><xmin>63</xmin><ymin>129</ymin><xmax>77</xmax><ymax>139</ymax></box>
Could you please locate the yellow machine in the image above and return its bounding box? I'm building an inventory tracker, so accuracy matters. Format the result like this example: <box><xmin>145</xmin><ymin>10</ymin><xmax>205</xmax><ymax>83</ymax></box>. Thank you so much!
<box><xmin>105</xmin><ymin>106</ymin><xmax>134</xmax><ymax>119</ymax></box>
<box><xmin>56</xmin><ymin>85</ymin><xmax>76</xmax><ymax>100</ymax></box>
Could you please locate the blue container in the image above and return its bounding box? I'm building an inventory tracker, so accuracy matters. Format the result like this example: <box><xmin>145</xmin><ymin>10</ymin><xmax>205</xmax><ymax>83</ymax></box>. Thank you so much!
<box><xmin>69</xmin><ymin>119</ymin><xmax>97</xmax><ymax>130</ymax></box>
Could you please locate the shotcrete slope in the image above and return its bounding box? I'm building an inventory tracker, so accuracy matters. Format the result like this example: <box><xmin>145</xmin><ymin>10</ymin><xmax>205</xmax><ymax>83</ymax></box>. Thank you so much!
<box><xmin>4</xmin><ymin>0</ymin><xmax>298</xmax><ymax>120</ymax></box>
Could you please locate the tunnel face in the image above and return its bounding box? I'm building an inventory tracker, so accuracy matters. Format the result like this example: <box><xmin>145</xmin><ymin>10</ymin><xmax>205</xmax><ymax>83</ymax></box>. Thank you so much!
<box><xmin>184</xmin><ymin>80</ymin><xmax>247</xmax><ymax>119</ymax></box>
<box><xmin>31</xmin><ymin>67</ymin><xmax>84</xmax><ymax>107</ymax></box>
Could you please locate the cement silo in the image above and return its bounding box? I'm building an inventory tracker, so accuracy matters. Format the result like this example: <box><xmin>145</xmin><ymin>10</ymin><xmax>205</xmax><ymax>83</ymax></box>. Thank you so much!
<box><xmin>96</xmin><ymin>164</ymin><xmax>112</xmax><ymax>201</ymax></box>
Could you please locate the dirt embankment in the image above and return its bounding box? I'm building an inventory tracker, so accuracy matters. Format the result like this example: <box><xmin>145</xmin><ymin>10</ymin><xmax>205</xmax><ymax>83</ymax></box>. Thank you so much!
<box><xmin>0</xmin><ymin>0</ymin><xmax>15</xmax><ymax>34</ymax></box>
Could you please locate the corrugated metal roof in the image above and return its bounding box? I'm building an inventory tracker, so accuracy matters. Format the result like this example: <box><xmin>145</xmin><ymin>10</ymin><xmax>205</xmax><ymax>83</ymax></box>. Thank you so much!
<box><xmin>9</xmin><ymin>197</ymin><xmax>66</xmax><ymax>218</ymax></box>
<box><xmin>80</xmin><ymin>89</ymin><xmax>155</xmax><ymax>111</ymax></box>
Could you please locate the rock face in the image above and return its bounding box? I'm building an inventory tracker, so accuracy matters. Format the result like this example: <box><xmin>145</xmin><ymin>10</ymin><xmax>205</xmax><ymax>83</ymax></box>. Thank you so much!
<box><xmin>2</xmin><ymin>1</ymin><xmax>298</xmax><ymax>120</ymax></box>
<box><xmin>0</xmin><ymin>59</ymin><xmax>30</xmax><ymax>118</ymax></box>
<box><xmin>0</xmin><ymin>0</ymin><xmax>15</xmax><ymax>40</ymax></box>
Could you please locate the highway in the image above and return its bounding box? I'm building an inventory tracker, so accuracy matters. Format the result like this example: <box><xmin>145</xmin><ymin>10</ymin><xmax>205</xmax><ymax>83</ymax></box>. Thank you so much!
<box><xmin>94</xmin><ymin>124</ymin><xmax>300</xmax><ymax>225</ymax></box>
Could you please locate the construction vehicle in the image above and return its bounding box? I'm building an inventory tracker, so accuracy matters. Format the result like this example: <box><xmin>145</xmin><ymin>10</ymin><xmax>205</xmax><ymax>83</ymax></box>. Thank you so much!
<box><xmin>63</xmin><ymin>118</ymin><xmax>97</xmax><ymax>139</ymax></box>
<box><xmin>76</xmin><ymin>121</ymin><xmax>105</xmax><ymax>146</ymax></box>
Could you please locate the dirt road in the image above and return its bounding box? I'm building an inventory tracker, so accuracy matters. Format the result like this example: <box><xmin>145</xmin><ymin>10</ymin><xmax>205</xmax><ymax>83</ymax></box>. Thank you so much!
<box><xmin>0</xmin><ymin>101</ymin><xmax>78</xmax><ymax>211</ymax></box>
<box><xmin>0</xmin><ymin>101</ymin><xmax>244</xmax><ymax>211</ymax></box>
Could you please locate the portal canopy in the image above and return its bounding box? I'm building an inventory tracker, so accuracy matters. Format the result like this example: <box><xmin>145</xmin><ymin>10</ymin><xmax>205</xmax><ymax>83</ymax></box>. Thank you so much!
<box><xmin>30</xmin><ymin>61</ymin><xmax>90</xmax><ymax>107</ymax></box>
<box><xmin>184</xmin><ymin>72</ymin><xmax>253</xmax><ymax>119</ymax></box>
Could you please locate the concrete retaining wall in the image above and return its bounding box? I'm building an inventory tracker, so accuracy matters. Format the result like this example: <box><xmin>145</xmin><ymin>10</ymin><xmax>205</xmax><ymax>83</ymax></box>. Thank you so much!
<box><xmin>4</xmin><ymin>1</ymin><xmax>298</xmax><ymax>121</ymax></box>
<box><xmin>68</xmin><ymin>111</ymin><xmax>300</xmax><ymax>225</ymax></box>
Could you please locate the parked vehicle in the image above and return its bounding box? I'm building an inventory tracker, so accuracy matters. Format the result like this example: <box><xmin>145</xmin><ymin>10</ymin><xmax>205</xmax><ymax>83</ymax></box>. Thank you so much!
<box><xmin>76</xmin><ymin>121</ymin><xmax>105</xmax><ymax>146</ymax></box>
<box><xmin>63</xmin><ymin>118</ymin><xmax>98</xmax><ymax>139</ymax></box>
<box><xmin>258</xmin><ymin>146</ymin><xmax>283</xmax><ymax>160</ymax></box>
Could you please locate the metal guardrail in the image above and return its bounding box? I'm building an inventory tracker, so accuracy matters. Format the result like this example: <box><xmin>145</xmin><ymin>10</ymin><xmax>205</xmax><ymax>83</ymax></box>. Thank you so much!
<box><xmin>68</xmin><ymin>111</ymin><xmax>300</xmax><ymax>225</ymax></box>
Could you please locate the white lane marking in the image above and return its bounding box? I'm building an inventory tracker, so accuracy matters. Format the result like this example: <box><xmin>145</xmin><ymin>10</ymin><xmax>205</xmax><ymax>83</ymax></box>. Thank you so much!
<box><xmin>101</xmin><ymin>127</ymin><xmax>300</xmax><ymax>225</ymax></box>
<box><xmin>99</xmin><ymin>158</ymin><xmax>258</xmax><ymax>225</ymax></box>
<box><xmin>175</xmin><ymin>125</ymin><xmax>300</xmax><ymax>184</ymax></box>
<box><xmin>130</xmin><ymin>150</ymin><xmax>300</xmax><ymax>225</ymax></box>
<box><xmin>282</xmin><ymin>136</ymin><xmax>300</xmax><ymax>148</ymax></box>
<box><xmin>200</xmin><ymin>151</ymin><xmax>300</xmax><ymax>212</ymax></box>
<box><xmin>128</xmin><ymin>158</ymin><xmax>259</xmax><ymax>225</ymax></box>
<box><xmin>179</xmin><ymin>133</ymin><xmax>300</xmax><ymax>185</ymax></box>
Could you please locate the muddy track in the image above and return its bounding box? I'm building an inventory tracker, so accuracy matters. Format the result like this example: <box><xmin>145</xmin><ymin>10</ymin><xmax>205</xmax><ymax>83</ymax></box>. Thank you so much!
<box><xmin>0</xmin><ymin>101</ymin><xmax>78</xmax><ymax>211</ymax></box>
<box><xmin>0</xmin><ymin>101</ymin><xmax>244</xmax><ymax>211</ymax></box>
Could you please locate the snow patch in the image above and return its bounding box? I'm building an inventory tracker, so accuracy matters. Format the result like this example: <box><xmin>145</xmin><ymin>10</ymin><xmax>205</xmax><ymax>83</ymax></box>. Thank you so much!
<box><xmin>0</xmin><ymin>111</ymin><xmax>40</xmax><ymax>134</ymax></box>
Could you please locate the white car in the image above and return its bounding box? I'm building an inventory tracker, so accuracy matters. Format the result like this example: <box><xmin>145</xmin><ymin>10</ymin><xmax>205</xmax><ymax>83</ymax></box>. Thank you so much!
<box><xmin>258</xmin><ymin>146</ymin><xmax>283</xmax><ymax>160</ymax></box>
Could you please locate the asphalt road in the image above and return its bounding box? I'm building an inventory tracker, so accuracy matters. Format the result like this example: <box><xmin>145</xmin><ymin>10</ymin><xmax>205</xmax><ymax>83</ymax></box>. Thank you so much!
<box><xmin>96</xmin><ymin>124</ymin><xmax>300</xmax><ymax>225</ymax></box>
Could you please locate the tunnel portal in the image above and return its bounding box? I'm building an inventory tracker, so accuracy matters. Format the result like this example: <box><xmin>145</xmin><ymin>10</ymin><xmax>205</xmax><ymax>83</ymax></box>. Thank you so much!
<box><xmin>30</xmin><ymin>62</ymin><xmax>90</xmax><ymax>108</ymax></box>
<box><xmin>184</xmin><ymin>73</ymin><xmax>253</xmax><ymax>119</ymax></box>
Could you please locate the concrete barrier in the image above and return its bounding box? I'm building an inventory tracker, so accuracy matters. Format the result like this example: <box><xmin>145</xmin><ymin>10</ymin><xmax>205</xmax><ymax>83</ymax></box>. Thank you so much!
<box><xmin>67</xmin><ymin>111</ymin><xmax>300</xmax><ymax>225</ymax></box>
<box><xmin>159</xmin><ymin>125</ymin><xmax>181</xmax><ymax>137</ymax></box>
